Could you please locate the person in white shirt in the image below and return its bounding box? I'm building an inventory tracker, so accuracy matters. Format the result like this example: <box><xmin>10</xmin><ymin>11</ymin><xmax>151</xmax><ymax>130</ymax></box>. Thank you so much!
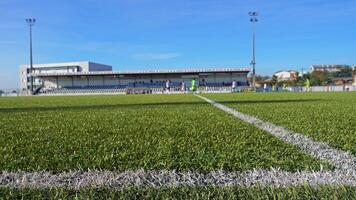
<box><xmin>232</xmin><ymin>80</ymin><xmax>237</xmax><ymax>92</ymax></box>
<box><xmin>165</xmin><ymin>80</ymin><xmax>170</xmax><ymax>94</ymax></box>
<box><xmin>181</xmin><ymin>81</ymin><xmax>185</xmax><ymax>93</ymax></box>
<box><xmin>264</xmin><ymin>83</ymin><xmax>267</xmax><ymax>92</ymax></box>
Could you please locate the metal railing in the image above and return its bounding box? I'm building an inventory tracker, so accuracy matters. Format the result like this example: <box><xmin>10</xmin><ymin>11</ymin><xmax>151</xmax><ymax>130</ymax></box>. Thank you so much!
<box><xmin>17</xmin><ymin>85</ymin><xmax>356</xmax><ymax>96</ymax></box>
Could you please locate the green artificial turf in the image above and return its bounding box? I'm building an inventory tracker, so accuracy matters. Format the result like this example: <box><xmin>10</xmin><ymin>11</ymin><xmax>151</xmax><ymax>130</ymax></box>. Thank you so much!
<box><xmin>0</xmin><ymin>94</ymin><xmax>329</xmax><ymax>172</ymax></box>
<box><xmin>205</xmin><ymin>92</ymin><xmax>356</xmax><ymax>155</ymax></box>
<box><xmin>1</xmin><ymin>186</ymin><xmax>356</xmax><ymax>200</ymax></box>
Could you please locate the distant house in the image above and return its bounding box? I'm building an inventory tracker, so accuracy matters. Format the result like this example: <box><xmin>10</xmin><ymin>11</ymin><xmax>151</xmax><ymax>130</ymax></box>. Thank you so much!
<box><xmin>332</xmin><ymin>77</ymin><xmax>353</xmax><ymax>86</ymax></box>
<box><xmin>273</xmin><ymin>70</ymin><xmax>298</xmax><ymax>81</ymax></box>
<box><xmin>310</xmin><ymin>64</ymin><xmax>347</xmax><ymax>72</ymax></box>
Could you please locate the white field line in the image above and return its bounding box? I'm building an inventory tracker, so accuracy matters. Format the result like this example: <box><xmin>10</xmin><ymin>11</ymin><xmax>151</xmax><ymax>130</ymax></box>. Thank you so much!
<box><xmin>1</xmin><ymin>169</ymin><xmax>356</xmax><ymax>189</ymax></box>
<box><xmin>1</xmin><ymin>95</ymin><xmax>356</xmax><ymax>189</ymax></box>
<box><xmin>195</xmin><ymin>94</ymin><xmax>356</xmax><ymax>172</ymax></box>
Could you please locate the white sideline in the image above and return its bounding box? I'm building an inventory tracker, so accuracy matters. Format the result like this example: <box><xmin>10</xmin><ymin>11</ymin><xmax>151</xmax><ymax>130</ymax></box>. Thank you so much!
<box><xmin>1</xmin><ymin>95</ymin><xmax>356</xmax><ymax>189</ymax></box>
<box><xmin>1</xmin><ymin>169</ymin><xmax>356</xmax><ymax>188</ymax></box>
<box><xmin>195</xmin><ymin>94</ymin><xmax>356</xmax><ymax>172</ymax></box>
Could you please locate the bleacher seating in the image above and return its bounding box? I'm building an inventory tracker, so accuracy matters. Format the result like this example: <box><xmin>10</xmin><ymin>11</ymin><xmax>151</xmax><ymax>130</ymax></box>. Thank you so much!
<box><xmin>200</xmin><ymin>81</ymin><xmax>248</xmax><ymax>87</ymax></box>
<box><xmin>42</xmin><ymin>85</ymin><xmax>127</xmax><ymax>95</ymax></box>
<box><xmin>39</xmin><ymin>81</ymin><xmax>249</xmax><ymax>95</ymax></box>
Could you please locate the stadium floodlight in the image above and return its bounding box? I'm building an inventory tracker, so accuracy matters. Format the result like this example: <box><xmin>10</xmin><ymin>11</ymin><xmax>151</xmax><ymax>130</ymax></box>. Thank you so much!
<box><xmin>25</xmin><ymin>18</ymin><xmax>36</xmax><ymax>93</ymax></box>
<box><xmin>249</xmin><ymin>11</ymin><xmax>258</xmax><ymax>89</ymax></box>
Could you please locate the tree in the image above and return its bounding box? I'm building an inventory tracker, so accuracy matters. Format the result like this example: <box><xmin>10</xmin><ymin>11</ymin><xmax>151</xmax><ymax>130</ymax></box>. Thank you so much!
<box><xmin>255</xmin><ymin>75</ymin><xmax>270</xmax><ymax>83</ymax></box>
<box><xmin>271</xmin><ymin>75</ymin><xmax>278</xmax><ymax>86</ymax></box>
<box><xmin>332</xmin><ymin>66</ymin><xmax>353</xmax><ymax>78</ymax></box>
<box><xmin>296</xmin><ymin>75</ymin><xmax>307</xmax><ymax>86</ymax></box>
<box><xmin>0</xmin><ymin>90</ymin><xmax>4</xmax><ymax>96</ymax></box>
<box><xmin>340</xmin><ymin>65</ymin><xmax>353</xmax><ymax>74</ymax></box>
<box><xmin>291</xmin><ymin>71</ymin><xmax>304</xmax><ymax>86</ymax></box>
<box><xmin>306</xmin><ymin>71</ymin><xmax>332</xmax><ymax>86</ymax></box>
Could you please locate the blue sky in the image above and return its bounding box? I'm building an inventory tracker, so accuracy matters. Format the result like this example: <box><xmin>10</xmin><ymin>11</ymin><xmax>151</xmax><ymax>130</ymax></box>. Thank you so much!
<box><xmin>1</xmin><ymin>0</ymin><xmax>355</xmax><ymax>89</ymax></box>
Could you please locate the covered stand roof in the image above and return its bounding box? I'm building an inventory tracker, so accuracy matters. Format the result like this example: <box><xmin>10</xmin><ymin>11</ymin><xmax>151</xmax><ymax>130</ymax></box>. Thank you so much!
<box><xmin>34</xmin><ymin>67</ymin><xmax>251</xmax><ymax>77</ymax></box>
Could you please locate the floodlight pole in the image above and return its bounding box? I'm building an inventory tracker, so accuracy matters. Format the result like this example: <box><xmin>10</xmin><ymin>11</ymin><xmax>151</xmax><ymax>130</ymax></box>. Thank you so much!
<box><xmin>249</xmin><ymin>12</ymin><xmax>258</xmax><ymax>89</ymax></box>
<box><xmin>26</xmin><ymin>18</ymin><xmax>36</xmax><ymax>93</ymax></box>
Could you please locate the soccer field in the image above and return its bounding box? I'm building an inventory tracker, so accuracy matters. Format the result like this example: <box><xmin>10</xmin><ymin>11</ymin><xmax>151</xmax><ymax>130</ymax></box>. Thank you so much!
<box><xmin>204</xmin><ymin>92</ymin><xmax>356</xmax><ymax>154</ymax></box>
<box><xmin>0</xmin><ymin>92</ymin><xmax>355</xmax><ymax>199</ymax></box>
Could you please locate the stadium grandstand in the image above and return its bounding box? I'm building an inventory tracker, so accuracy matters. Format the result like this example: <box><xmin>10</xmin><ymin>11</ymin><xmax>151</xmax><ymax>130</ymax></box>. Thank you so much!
<box><xmin>20</xmin><ymin>61</ymin><xmax>251</xmax><ymax>95</ymax></box>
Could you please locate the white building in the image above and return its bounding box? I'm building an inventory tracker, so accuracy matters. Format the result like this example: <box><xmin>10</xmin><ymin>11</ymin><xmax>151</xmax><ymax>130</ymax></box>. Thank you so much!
<box><xmin>310</xmin><ymin>64</ymin><xmax>347</xmax><ymax>72</ymax></box>
<box><xmin>20</xmin><ymin>61</ymin><xmax>112</xmax><ymax>91</ymax></box>
<box><xmin>19</xmin><ymin>61</ymin><xmax>251</xmax><ymax>95</ymax></box>
<box><xmin>273</xmin><ymin>70</ymin><xmax>298</xmax><ymax>81</ymax></box>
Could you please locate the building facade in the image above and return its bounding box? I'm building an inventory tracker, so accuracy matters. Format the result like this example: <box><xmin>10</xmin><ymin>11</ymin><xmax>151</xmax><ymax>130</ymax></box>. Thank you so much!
<box><xmin>37</xmin><ymin>69</ymin><xmax>250</xmax><ymax>89</ymax></box>
<box><xmin>310</xmin><ymin>64</ymin><xmax>348</xmax><ymax>72</ymax></box>
<box><xmin>273</xmin><ymin>70</ymin><xmax>298</xmax><ymax>81</ymax></box>
<box><xmin>20</xmin><ymin>61</ymin><xmax>112</xmax><ymax>91</ymax></box>
<box><xmin>20</xmin><ymin>61</ymin><xmax>251</xmax><ymax>95</ymax></box>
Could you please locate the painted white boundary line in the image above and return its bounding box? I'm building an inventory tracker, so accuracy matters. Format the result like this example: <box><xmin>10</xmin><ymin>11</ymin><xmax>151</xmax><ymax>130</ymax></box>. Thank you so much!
<box><xmin>1</xmin><ymin>169</ymin><xmax>356</xmax><ymax>188</ymax></box>
<box><xmin>195</xmin><ymin>94</ymin><xmax>356</xmax><ymax>172</ymax></box>
<box><xmin>1</xmin><ymin>95</ymin><xmax>356</xmax><ymax>189</ymax></box>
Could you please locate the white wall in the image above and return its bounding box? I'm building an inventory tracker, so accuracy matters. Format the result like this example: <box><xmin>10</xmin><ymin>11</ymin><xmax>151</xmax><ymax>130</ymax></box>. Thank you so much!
<box><xmin>104</xmin><ymin>77</ymin><xmax>119</xmax><ymax>85</ymax></box>
<box><xmin>119</xmin><ymin>79</ymin><xmax>130</xmax><ymax>85</ymax></box>
<box><xmin>57</xmin><ymin>77</ymin><xmax>73</xmax><ymax>87</ymax></box>
<box><xmin>215</xmin><ymin>73</ymin><xmax>232</xmax><ymax>83</ymax></box>
<box><xmin>231</xmin><ymin>73</ymin><xmax>246</xmax><ymax>82</ymax></box>
<box><xmin>43</xmin><ymin>77</ymin><xmax>57</xmax><ymax>88</ymax></box>
<box><xmin>19</xmin><ymin>65</ymin><xmax>28</xmax><ymax>90</ymax></box>
<box><xmin>88</xmin><ymin>62</ymin><xmax>112</xmax><ymax>71</ymax></box>
<box><xmin>73</xmin><ymin>77</ymin><xmax>87</xmax><ymax>87</ymax></box>
<box><xmin>88</xmin><ymin>77</ymin><xmax>104</xmax><ymax>86</ymax></box>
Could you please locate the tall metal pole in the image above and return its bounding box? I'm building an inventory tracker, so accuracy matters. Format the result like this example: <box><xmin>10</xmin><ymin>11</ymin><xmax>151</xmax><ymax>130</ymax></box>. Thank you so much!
<box><xmin>249</xmin><ymin>12</ymin><xmax>258</xmax><ymax>89</ymax></box>
<box><xmin>26</xmin><ymin>18</ymin><xmax>36</xmax><ymax>93</ymax></box>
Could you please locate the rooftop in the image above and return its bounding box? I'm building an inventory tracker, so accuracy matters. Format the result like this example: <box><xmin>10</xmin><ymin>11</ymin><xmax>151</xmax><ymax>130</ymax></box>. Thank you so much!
<box><xmin>34</xmin><ymin>67</ymin><xmax>251</xmax><ymax>77</ymax></box>
<box><xmin>20</xmin><ymin>61</ymin><xmax>111</xmax><ymax>68</ymax></box>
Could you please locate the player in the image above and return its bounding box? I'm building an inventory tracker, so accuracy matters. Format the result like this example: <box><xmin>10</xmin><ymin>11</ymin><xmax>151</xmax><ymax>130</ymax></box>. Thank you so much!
<box><xmin>165</xmin><ymin>80</ymin><xmax>170</xmax><ymax>94</ymax></box>
<box><xmin>191</xmin><ymin>79</ymin><xmax>197</xmax><ymax>93</ymax></box>
<box><xmin>232</xmin><ymin>80</ymin><xmax>237</xmax><ymax>93</ymax></box>
<box><xmin>181</xmin><ymin>81</ymin><xmax>186</xmax><ymax>93</ymax></box>
<box><xmin>263</xmin><ymin>83</ymin><xmax>267</xmax><ymax>92</ymax></box>
<box><xmin>305</xmin><ymin>78</ymin><xmax>311</xmax><ymax>92</ymax></box>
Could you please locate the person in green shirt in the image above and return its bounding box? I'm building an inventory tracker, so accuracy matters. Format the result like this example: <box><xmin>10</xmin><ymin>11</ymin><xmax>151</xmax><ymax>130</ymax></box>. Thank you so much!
<box><xmin>191</xmin><ymin>79</ymin><xmax>197</xmax><ymax>92</ymax></box>
<box><xmin>305</xmin><ymin>78</ymin><xmax>311</xmax><ymax>92</ymax></box>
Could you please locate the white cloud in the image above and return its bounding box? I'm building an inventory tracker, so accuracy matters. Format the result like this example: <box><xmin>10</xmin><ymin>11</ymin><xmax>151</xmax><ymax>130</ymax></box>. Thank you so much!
<box><xmin>132</xmin><ymin>53</ymin><xmax>181</xmax><ymax>60</ymax></box>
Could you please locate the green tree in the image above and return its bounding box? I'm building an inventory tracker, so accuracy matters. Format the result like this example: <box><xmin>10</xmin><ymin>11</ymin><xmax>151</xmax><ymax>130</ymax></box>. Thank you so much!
<box><xmin>271</xmin><ymin>75</ymin><xmax>278</xmax><ymax>87</ymax></box>
<box><xmin>291</xmin><ymin>71</ymin><xmax>303</xmax><ymax>86</ymax></box>
<box><xmin>255</xmin><ymin>75</ymin><xmax>270</xmax><ymax>83</ymax></box>
<box><xmin>309</xmin><ymin>71</ymin><xmax>332</xmax><ymax>86</ymax></box>
<box><xmin>332</xmin><ymin>66</ymin><xmax>353</xmax><ymax>78</ymax></box>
